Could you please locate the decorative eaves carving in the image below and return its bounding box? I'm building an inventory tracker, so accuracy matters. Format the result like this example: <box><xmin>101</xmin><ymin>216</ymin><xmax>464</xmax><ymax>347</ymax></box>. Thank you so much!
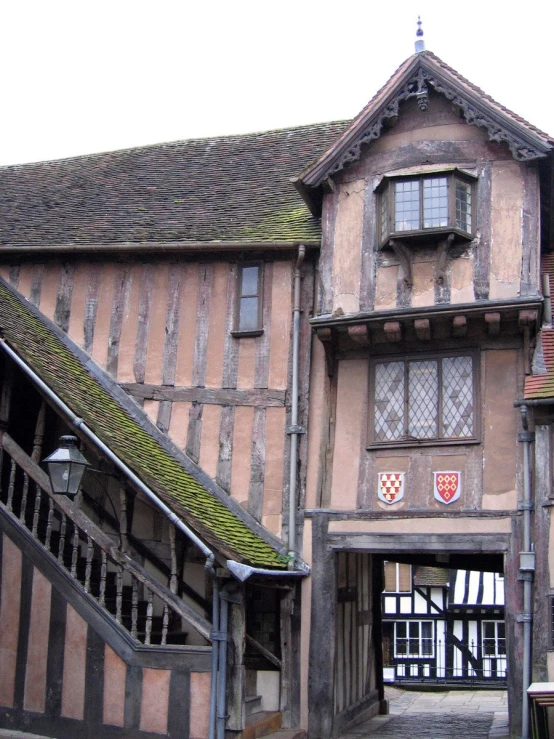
<box><xmin>321</xmin><ymin>66</ymin><xmax>548</xmax><ymax>183</ymax></box>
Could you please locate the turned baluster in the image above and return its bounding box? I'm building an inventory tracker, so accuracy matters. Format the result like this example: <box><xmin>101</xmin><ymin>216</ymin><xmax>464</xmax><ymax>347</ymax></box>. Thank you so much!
<box><xmin>70</xmin><ymin>527</ymin><xmax>80</xmax><ymax>578</ymax></box>
<box><xmin>19</xmin><ymin>472</ymin><xmax>29</xmax><ymax>524</ymax></box>
<box><xmin>145</xmin><ymin>589</ymin><xmax>153</xmax><ymax>645</ymax></box>
<box><xmin>84</xmin><ymin>537</ymin><xmax>93</xmax><ymax>593</ymax></box>
<box><xmin>119</xmin><ymin>486</ymin><xmax>128</xmax><ymax>552</ymax></box>
<box><xmin>45</xmin><ymin>498</ymin><xmax>54</xmax><ymax>551</ymax></box>
<box><xmin>131</xmin><ymin>579</ymin><xmax>139</xmax><ymax>639</ymax></box>
<box><xmin>31</xmin><ymin>484</ymin><xmax>42</xmax><ymax>538</ymax></box>
<box><xmin>161</xmin><ymin>603</ymin><xmax>169</xmax><ymax>646</ymax></box>
<box><xmin>169</xmin><ymin>524</ymin><xmax>178</xmax><ymax>595</ymax></box>
<box><xmin>58</xmin><ymin>514</ymin><xmax>67</xmax><ymax>564</ymax></box>
<box><xmin>115</xmin><ymin>567</ymin><xmax>123</xmax><ymax>624</ymax></box>
<box><xmin>99</xmin><ymin>551</ymin><xmax>107</xmax><ymax>607</ymax></box>
<box><xmin>6</xmin><ymin>457</ymin><xmax>16</xmax><ymax>511</ymax></box>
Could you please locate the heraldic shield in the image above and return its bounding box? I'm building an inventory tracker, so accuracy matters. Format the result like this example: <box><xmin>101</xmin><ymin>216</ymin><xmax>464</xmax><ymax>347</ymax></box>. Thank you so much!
<box><xmin>434</xmin><ymin>471</ymin><xmax>462</xmax><ymax>504</ymax></box>
<box><xmin>378</xmin><ymin>473</ymin><xmax>405</xmax><ymax>504</ymax></box>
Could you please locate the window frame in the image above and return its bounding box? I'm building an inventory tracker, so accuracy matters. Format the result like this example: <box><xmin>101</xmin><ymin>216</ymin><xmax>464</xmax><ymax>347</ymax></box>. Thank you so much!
<box><xmin>368</xmin><ymin>349</ymin><xmax>480</xmax><ymax>449</ymax></box>
<box><xmin>232</xmin><ymin>262</ymin><xmax>264</xmax><ymax>337</ymax></box>
<box><xmin>481</xmin><ymin>620</ymin><xmax>506</xmax><ymax>658</ymax></box>
<box><xmin>394</xmin><ymin>620</ymin><xmax>434</xmax><ymax>659</ymax></box>
<box><xmin>383</xmin><ymin>562</ymin><xmax>412</xmax><ymax>594</ymax></box>
<box><xmin>377</xmin><ymin>169</ymin><xmax>477</xmax><ymax>248</ymax></box>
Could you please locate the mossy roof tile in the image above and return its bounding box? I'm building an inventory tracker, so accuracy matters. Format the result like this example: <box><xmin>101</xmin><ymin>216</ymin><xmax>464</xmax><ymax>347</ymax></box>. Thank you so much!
<box><xmin>0</xmin><ymin>122</ymin><xmax>347</xmax><ymax>247</ymax></box>
<box><xmin>0</xmin><ymin>279</ymin><xmax>287</xmax><ymax>567</ymax></box>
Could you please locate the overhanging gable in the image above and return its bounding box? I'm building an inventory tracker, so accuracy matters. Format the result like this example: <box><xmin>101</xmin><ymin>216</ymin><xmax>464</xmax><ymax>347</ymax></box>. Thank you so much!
<box><xmin>297</xmin><ymin>51</ymin><xmax>554</xmax><ymax>199</ymax></box>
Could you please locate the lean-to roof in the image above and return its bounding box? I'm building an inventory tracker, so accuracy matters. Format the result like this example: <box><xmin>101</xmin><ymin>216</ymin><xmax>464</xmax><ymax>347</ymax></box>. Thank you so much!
<box><xmin>0</xmin><ymin>122</ymin><xmax>346</xmax><ymax>248</ymax></box>
<box><xmin>0</xmin><ymin>278</ymin><xmax>288</xmax><ymax>567</ymax></box>
<box><xmin>524</xmin><ymin>254</ymin><xmax>554</xmax><ymax>400</ymax></box>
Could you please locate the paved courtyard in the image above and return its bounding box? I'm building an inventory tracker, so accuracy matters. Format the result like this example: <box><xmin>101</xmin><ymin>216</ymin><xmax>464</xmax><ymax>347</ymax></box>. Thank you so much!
<box><xmin>337</xmin><ymin>686</ymin><xmax>509</xmax><ymax>739</ymax></box>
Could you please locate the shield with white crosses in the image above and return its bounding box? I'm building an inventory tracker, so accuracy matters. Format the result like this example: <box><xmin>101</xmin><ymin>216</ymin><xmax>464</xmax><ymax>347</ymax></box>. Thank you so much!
<box><xmin>377</xmin><ymin>472</ymin><xmax>405</xmax><ymax>505</ymax></box>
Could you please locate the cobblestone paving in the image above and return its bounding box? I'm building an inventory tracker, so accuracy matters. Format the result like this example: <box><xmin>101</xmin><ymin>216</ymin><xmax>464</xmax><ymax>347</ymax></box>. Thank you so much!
<box><xmin>338</xmin><ymin>687</ymin><xmax>509</xmax><ymax>739</ymax></box>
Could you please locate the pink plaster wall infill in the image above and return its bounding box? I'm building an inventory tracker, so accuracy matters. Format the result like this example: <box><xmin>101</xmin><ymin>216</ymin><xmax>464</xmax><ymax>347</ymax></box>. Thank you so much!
<box><xmin>411</xmin><ymin>261</ymin><xmax>435</xmax><ymax>308</ymax></box>
<box><xmin>117</xmin><ymin>264</ymin><xmax>142</xmax><ymax>383</ymax></box>
<box><xmin>15</xmin><ymin>264</ymin><xmax>35</xmax><ymax>301</ymax></box>
<box><xmin>450</xmin><ymin>258</ymin><xmax>474</xmax><ymax>304</ymax></box>
<box><xmin>305</xmin><ymin>340</ymin><xmax>326</xmax><ymax>509</ymax></box>
<box><xmin>489</xmin><ymin>160</ymin><xmax>523</xmax><ymax>300</ymax></box>
<box><xmin>483</xmin><ymin>350</ymin><xmax>518</xmax><ymax>497</ymax></box>
<box><xmin>204</xmin><ymin>262</ymin><xmax>229</xmax><ymax>388</ymax></box>
<box><xmin>103</xmin><ymin>645</ymin><xmax>126</xmax><ymax>727</ymax></box>
<box><xmin>237</xmin><ymin>338</ymin><xmax>256</xmax><ymax>389</ymax></box>
<box><xmin>0</xmin><ymin>265</ymin><xmax>9</xmax><ymax>281</ymax></box>
<box><xmin>0</xmin><ymin>536</ymin><xmax>22</xmax><ymax>708</ymax></box>
<box><xmin>174</xmin><ymin>264</ymin><xmax>199</xmax><ymax>387</ymax></box>
<box><xmin>268</xmin><ymin>261</ymin><xmax>292</xmax><ymax>390</ymax></box>
<box><xmin>332</xmin><ymin>180</ymin><xmax>365</xmax><ymax>315</ymax></box>
<box><xmin>61</xmin><ymin>605</ymin><xmax>87</xmax><ymax>720</ymax></box>
<box><xmin>369</xmin><ymin>121</ymin><xmax>484</xmax><ymax>154</ymax></box>
<box><xmin>39</xmin><ymin>263</ymin><xmax>61</xmax><ymax>322</ymax></box>
<box><xmin>374</xmin><ymin>266</ymin><xmax>398</xmax><ymax>311</ymax></box>
<box><xmin>230</xmin><ymin>406</ymin><xmax>254</xmax><ymax>506</ymax></box>
<box><xmin>198</xmin><ymin>404</ymin><xmax>222</xmax><ymax>478</ymax></box>
<box><xmin>262</xmin><ymin>407</ymin><xmax>286</xmax><ymax>517</ymax></box>
<box><xmin>262</xmin><ymin>514</ymin><xmax>281</xmax><ymax>536</ymax></box>
<box><xmin>330</xmin><ymin>360</ymin><xmax>368</xmax><ymax>510</ymax></box>
<box><xmin>168</xmin><ymin>401</ymin><xmax>192</xmax><ymax>452</ymax></box>
<box><xmin>67</xmin><ymin>262</ymin><xmax>90</xmax><ymax>348</ymax></box>
<box><xmin>91</xmin><ymin>263</ymin><xmax>117</xmax><ymax>370</ymax></box>
<box><xmin>328</xmin><ymin>517</ymin><xmax>511</xmax><ymax>535</ymax></box>
<box><xmin>190</xmin><ymin>672</ymin><xmax>211</xmax><ymax>739</ymax></box>
<box><xmin>144</xmin><ymin>264</ymin><xmax>170</xmax><ymax>386</ymax></box>
<box><xmin>140</xmin><ymin>668</ymin><xmax>170</xmax><ymax>735</ymax></box>
<box><xmin>143</xmin><ymin>399</ymin><xmax>159</xmax><ymax>426</ymax></box>
<box><xmin>24</xmin><ymin>568</ymin><xmax>52</xmax><ymax>713</ymax></box>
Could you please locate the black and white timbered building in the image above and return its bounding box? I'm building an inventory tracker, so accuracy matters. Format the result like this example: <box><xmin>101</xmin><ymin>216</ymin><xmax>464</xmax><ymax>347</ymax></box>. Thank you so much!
<box><xmin>382</xmin><ymin>563</ymin><xmax>506</xmax><ymax>685</ymax></box>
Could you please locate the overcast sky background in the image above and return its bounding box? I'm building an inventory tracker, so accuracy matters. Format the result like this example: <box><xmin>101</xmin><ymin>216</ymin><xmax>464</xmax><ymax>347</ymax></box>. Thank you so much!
<box><xmin>1</xmin><ymin>1</ymin><xmax>552</xmax><ymax>167</ymax></box>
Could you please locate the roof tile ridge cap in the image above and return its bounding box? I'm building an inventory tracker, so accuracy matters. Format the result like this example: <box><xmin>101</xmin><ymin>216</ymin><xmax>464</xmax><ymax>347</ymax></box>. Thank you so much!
<box><xmin>0</xmin><ymin>120</ymin><xmax>355</xmax><ymax>172</ymax></box>
<box><xmin>424</xmin><ymin>51</ymin><xmax>554</xmax><ymax>142</ymax></box>
<box><xmin>298</xmin><ymin>54</ymin><xmax>419</xmax><ymax>181</ymax></box>
<box><xmin>0</xmin><ymin>277</ymin><xmax>287</xmax><ymax>557</ymax></box>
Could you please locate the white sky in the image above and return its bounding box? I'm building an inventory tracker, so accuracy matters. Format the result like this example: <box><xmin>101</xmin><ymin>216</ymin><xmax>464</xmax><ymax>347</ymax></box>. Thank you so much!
<box><xmin>1</xmin><ymin>0</ymin><xmax>553</xmax><ymax>167</ymax></box>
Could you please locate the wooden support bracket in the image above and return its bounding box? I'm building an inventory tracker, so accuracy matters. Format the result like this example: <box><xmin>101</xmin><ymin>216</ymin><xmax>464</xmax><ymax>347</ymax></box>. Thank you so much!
<box><xmin>347</xmin><ymin>325</ymin><xmax>369</xmax><ymax>345</ymax></box>
<box><xmin>452</xmin><ymin>315</ymin><xmax>467</xmax><ymax>337</ymax></box>
<box><xmin>414</xmin><ymin>318</ymin><xmax>431</xmax><ymax>341</ymax></box>
<box><xmin>388</xmin><ymin>239</ymin><xmax>413</xmax><ymax>288</ymax></box>
<box><xmin>316</xmin><ymin>328</ymin><xmax>336</xmax><ymax>377</ymax></box>
<box><xmin>485</xmin><ymin>312</ymin><xmax>501</xmax><ymax>336</ymax></box>
<box><xmin>383</xmin><ymin>321</ymin><xmax>402</xmax><ymax>343</ymax></box>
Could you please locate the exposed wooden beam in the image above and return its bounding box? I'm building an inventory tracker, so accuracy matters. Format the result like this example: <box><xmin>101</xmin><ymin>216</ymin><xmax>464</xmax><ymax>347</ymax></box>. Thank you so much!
<box><xmin>414</xmin><ymin>318</ymin><xmax>431</xmax><ymax>341</ymax></box>
<box><xmin>452</xmin><ymin>315</ymin><xmax>467</xmax><ymax>337</ymax></box>
<box><xmin>485</xmin><ymin>312</ymin><xmax>501</xmax><ymax>336</ymax></box>
<box><xmin>347</xmin><ymin>325</ymin><xmax>369</xmax><ymax>345</ymax></box>
<box><xmin>383</xmin><ymin>321</ymin><xmax>402</xmax><ymax>342</ymax></box>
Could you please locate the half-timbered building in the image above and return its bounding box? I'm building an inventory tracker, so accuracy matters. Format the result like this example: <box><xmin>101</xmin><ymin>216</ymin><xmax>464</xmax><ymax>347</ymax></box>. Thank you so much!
<box><xmin>0</xmin><ymin>32</ymin><xmax>553</xmax><ymax>739</ymax></box>
<box><xmin>381</xmin><ymin>563</ymin><xmax>506</xmax><ymax>684</ymax></box>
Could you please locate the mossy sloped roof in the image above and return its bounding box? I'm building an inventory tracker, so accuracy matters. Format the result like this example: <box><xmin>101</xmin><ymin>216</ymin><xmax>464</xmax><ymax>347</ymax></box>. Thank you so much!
<box><xmin>0</xmin><ymin>279</ymin><xmax>287</xmax><ymax>567</ymax></box>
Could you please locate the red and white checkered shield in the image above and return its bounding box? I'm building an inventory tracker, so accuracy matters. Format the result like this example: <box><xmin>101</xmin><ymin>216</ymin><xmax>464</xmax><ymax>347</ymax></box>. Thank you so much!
<box><xmin>434</xmin><ymin>471</ymin><xmax>462</xmax><ymax>504</ymax></box>
<box><xmin>377</xmin><ymin>473</ymin><xmax>405</xmax><ymax>505</ymax></box>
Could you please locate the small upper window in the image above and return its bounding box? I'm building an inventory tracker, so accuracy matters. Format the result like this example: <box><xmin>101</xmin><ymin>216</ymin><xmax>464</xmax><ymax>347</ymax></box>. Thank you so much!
<box><xmin>234</xmin><ymin>264</ymin><xmax>263</xmax><ymax>335</ymax></box>
<box><xmin>383</xmin><ymin>562</ymin><xmax>412</xmax><ymax>593</ymax></box>
<box><xmin>378</xmin><ymin>170</ymin><xmax>475</xmax><ymax>246</ymax></box>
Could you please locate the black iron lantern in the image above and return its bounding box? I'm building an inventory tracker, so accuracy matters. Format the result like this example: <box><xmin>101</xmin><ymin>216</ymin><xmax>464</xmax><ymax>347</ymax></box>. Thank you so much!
<box><xmin>43</xmin><ymin>435</ymin><xmax>89</xmax><ymax>497</ymax></box>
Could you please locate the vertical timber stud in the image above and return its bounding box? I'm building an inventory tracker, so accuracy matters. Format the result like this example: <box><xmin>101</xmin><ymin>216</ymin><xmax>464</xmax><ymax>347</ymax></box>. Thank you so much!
<box><xmin>309</xmin><ymin>514</ymin><xmax>336</xmax><ymax>739</ymax></box>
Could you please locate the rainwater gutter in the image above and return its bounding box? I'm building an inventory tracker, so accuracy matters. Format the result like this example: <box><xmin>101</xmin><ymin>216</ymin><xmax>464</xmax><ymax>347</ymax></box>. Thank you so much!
<box><xmin>518</xmin><ymin>405</ymin><xmax>535</xmax><ymax>739</ymax></box>
<box><xmin>287</xmin><ymin>244</ymin><xmax>306</xmax><ymax>567</ymax></box>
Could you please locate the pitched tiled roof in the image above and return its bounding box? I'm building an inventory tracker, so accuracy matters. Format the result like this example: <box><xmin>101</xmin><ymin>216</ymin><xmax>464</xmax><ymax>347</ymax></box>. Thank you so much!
<box><xmin>525</xmin><ymin>254</ymin><xmax>554</xmax><ymax>399</ymax></box>
<box><xmin>299</xmin><ymin>51</ymin><xmax>553</xmax><ymax>188</ymax></box>
<box><xmin>0</xmin><ymin>123</ymin><xmax>346</xmax><ymax>248</ymax></box>
<box><xmin>413</xmin><ymin>566</ymin><xmax>450</xmax><ymax>587</ymax></box>
<box><xmin>0</xmin><ymin>278</ymin><xmax>287</xmax><ymax>567</ymax></box>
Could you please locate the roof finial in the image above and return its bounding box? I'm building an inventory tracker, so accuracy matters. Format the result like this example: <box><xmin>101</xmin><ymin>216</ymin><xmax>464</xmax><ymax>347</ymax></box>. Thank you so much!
<box><xmin>415</xmin><ymin>16</ymin><xmax>425</xmax><ymax>53</ymax></box>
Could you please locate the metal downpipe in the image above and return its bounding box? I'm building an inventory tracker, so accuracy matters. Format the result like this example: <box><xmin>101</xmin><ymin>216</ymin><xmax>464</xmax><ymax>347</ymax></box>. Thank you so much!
<box><xmin>519</xmin><ymin>405</ymin><xmax>534</xmax><ymax>739</ymax></box>
<box><xmin>208</xmin><ymin>577</ymin><xmax>220</xmax><ymax>739</ymax></box>
<box><xmin>288</xmin><ymin>244</ymin><xmax>305</xmax><ymax>566</ymax></box>
<box><xmin>216</xmin><ymin>591</ymin><xmax>230</xmax><ymax>739</ymax></box>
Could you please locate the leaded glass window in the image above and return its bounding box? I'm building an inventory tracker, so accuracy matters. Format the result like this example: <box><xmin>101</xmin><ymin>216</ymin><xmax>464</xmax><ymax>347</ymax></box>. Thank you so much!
<box><xmin>371</xmin><ymin>353</ymin><xmax>477</xmax><ymax>445</ymax></box>
<box><xmin>235</xmin><ymin>264</ymin><xmax>262</xmax><ymax>333</ymax></box>
<box><xmin>394</xmin><ymin>621</ymin><xmax>434</xmax><ymax>658</ymax></box>
<box><xmin>378</xmin><ymin>170</ymin><xmax>476</xmax><ymax>245</ymax></box>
